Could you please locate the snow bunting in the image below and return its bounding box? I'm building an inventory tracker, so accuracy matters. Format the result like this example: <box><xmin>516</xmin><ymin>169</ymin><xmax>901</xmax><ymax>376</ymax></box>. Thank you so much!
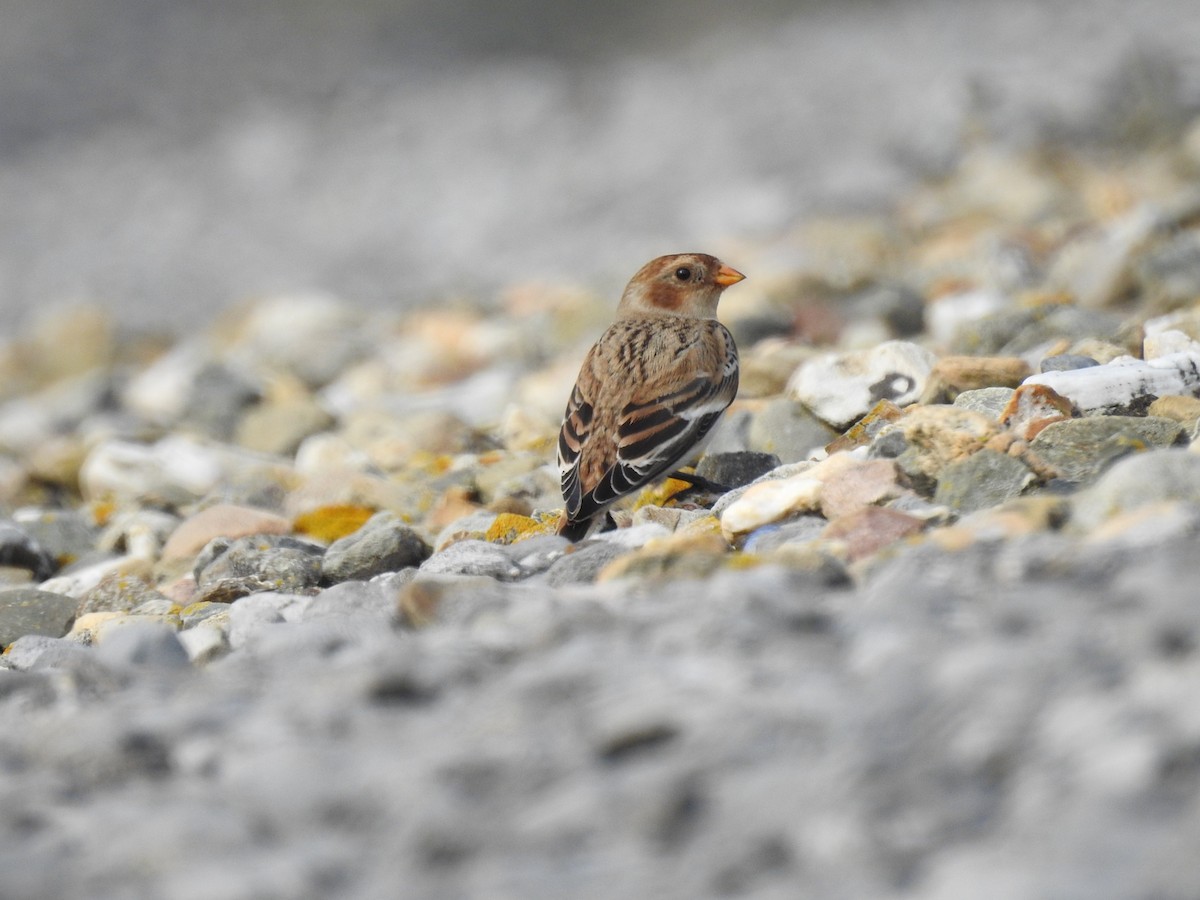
<box><xmin>556</xmin><ymin>253</ymin><xmax>745</xmax><ymax>541</ymax></box>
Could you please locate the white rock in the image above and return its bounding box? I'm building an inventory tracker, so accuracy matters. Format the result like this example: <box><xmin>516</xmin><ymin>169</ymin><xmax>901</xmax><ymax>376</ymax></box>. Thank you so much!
<box><xmin>1023</xmin><ymin>352</ymin><xmax>1200</xmax><ymax>415</ymax></box>
<box><xmin>293</xmin><ymin>433</ymin><xmax>374</xmax><ymax>476</ymax></box>
<box><xmin>39</xmin><ymin>555</ymin><xmax>154</xmax><ymax>599</ymax></box>
<box><xmin>0</xmin><ymin>371</ymin><xmax>113</xmax><ymax>455</ymax></box>
<box><xmin>720</xmin><ymin>475</ymin><xmax>823</xmax><ymax>540</ymax></box>
<box><xmin>177</xmin><ymin>625</ymin><xmax>230</xmax><ymax>665</ymax></box>
<box><xmin>589</xmin><ymin>523</ymin><xmax>671</xmax><ymax>549</ymax></box>
<box><xmin>96</xmin><ymin>509</ymin><xmax>181</xmax><ymax>558</ymax></box>
<box><xmin>122</xmin><ymin>339</ymin><xmax>212</xmax><ymax>423</ymax></box>
<box><xmin>788</xmin><ymin>340</ymin><xmax>937</xmax><ymax>428</ymax></box>
<box><xmin>237</xmin><ymin>293</ymin><xmax>369</xmax><ymax>387</ymax></box>
<box><xmin>1143</xmin><ymin>329</ymin><xmax>1200</xmax><ymax>360</ymax></box>
<box><xmin>79</xmin><ymin>435</ymin><xmax>292</xmax><ymax>506</ymax></box>
<box><xmin>927</xmin><ymin>289</ymin><xmax>1007</xmax><ymax>348</ymax></box>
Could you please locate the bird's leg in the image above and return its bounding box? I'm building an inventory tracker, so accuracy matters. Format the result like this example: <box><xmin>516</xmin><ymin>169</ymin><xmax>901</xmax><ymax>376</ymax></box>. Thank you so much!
<box><xmin>667</xmin><ymin>470</ymin><xmax>732</xmax><ymax>495</ymax></box>
<box><xmin>597</xmin><ymin>511</ymin><xmax>618</xmax><ymax>533</ymax></box>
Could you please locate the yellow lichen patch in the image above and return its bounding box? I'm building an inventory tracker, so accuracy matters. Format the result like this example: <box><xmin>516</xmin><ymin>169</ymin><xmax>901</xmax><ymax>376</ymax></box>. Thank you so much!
<box><xmin>485</xmin><ymin>511</ymin><xmax>559</xmax><ymax>545</ymax></box>
<box><xmin>293</xmin><ymin>504</ymin><xmax>376</xmax><ymax>543</ymax></box>
<box><xmin>405</xmin><ymin>451</ymin><xmax>455</xmax><ymax>477</ymax></box>
<box><xmin>723</xmin><ymin>551</ymin><xmax>768</xmax><ymax>571</ymax></box>
<box><xmin>88</xmin><ymin>499</ymin><xmax>118</xmax><ymax>527</ymax></box>
<box><xmin>633</xmin><ymin>476</ymin><xmax>693</xmax><ymax>511</ymax></box>
<box><xmin>677</xmin><ymin>514</ymin><xmax>725</xmax><ymax>540</ymax></box>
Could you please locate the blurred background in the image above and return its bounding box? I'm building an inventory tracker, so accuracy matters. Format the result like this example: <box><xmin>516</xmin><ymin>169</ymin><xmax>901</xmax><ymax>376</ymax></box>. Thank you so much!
<box><xmin>2</xmin><ymin>0</ymin><xmax>1199</xmax><ymax>332</ymax></box>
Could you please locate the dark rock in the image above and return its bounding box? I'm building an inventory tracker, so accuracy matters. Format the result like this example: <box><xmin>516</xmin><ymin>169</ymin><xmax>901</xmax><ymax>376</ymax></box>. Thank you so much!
<box><xmin>194</xmin><ymin>535</ymin><xmax>324</xmax><ymax>602</ymax></box>
<box><xmin>180</xmin><ymin>362</ymin><xmax>261</xmax><ymax>440</ymax></box>
<box><xmin>0</xmin><ymin>522</ymin><xmax>56</xmax><ymax>581</ymax></box>
<box><xmin>321</xmin><ymin>511</ymin><xmax>431</xmax><ymax>583</ymax></box>
<box><xmin>850</xmin><ymin>282</ymin><xmax>926</xmax><ymax>338</ymax></box>
<box><xmin>10</xmin><ymin>509</ymin><xmax>97</xmax><ymax>571</ymax></box>
<box><xmin>695</xmin><ymin>451</ymin><xmax>782</xmax><ymax>490</ymax></box>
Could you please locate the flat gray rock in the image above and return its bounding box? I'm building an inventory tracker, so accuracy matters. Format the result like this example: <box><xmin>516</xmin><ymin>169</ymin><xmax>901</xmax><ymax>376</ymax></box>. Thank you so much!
<box><xmin>934</xmin><ymin>448</ymin><xmax>1036</xmax><ymax>513</ymax></box>
<box><xmin>1031</xmin><ymin>415</ymin><xmax>1185</xmax><ymax>483</ymax></box>
<box><xmin>0</xmin><ymin>588</ymin><xmax>77</xmax><ymax>647</ymax></box>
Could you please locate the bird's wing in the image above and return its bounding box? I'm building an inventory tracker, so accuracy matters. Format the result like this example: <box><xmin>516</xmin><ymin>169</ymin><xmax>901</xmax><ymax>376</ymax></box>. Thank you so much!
<box><xmin>560</xmin><ymin>323</ymin><xmax>738</xmax><ymax>523</ymax></box>
<box><xmin>557</xmin><ymin>379</ymin><xmax>595</xmax><ymax>521</ymax></box>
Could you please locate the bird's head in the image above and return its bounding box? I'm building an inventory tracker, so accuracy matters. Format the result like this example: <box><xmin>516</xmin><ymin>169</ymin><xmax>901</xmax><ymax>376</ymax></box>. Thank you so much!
<box><xmin>616</xmin><ymin>253</ymin><xmax>745</xmax><ymax>319</ymax></box>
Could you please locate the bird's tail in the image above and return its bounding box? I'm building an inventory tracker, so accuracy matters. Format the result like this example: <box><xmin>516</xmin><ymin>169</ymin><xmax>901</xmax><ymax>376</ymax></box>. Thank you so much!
<box><xmin>556</xmin><ymin>512</ymin><xmax>593</xmax><ymax>543</ymax></box>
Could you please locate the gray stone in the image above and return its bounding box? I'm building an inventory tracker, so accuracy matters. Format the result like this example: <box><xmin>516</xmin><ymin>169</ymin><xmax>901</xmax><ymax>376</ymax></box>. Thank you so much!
<box><xmin>952</xmin><ymin>387</ymin><xmax>1015</xmax><ymax>419</ymax></box>
<box><xmin>1135</xmin><ymin>230</ymin><xmax>1200</xmax><ymax>310</ymax></box>
<box><xmin>77</xmin><ymin>572</ymin><xmax>169</xmax><ymax>616</ymax></box>
<box><xmin>1072</xmin><ymin>448</ymin><xmax>1200</xmax><ymax>529</ymax></box>
<box><xmin>695</xmin><ymin>451</ymin><xmax>782</xmax><ymax>489</ymax></box>
<box><xmin>225</xmin><ymin>591</ymin><xmax>314</xmax><ymax>649</ymax></box>
<box><xmin>178</xmin><ymin>601</ymin><xmax>229</xmax><ymax>628</ymax></box>
<box><xmin>1040</xmin><ymin>353</ymin><xmax>1100</xmax><ymax>373</ymax></box>
<box><xmin>180</xmin><ymin>362</ymin><xmax>261</xmax><ymax>440</ymax></box>
<box><xmin>540</xmin><ymin>541</ymin><xmax>631</xmax><ymax>585</ymax></box>
<box><xmin>195</xmin><ymin>534</ymin><xmax>325</xmax><ymax>601</ymax></box>
<box><xmin>954</xmin><ymin>305</ymin><xmax>1124</xmax><ymax>356</ymax></box>
<box><xmin>1031</xmin><ymin>415</ymin><xmax>1185</xmax><ymax>483</ymax></box>
<box><xmin>933</xmin><ymin>449</ymin><xmax>1036</xmax><ymax>513</ymax></box>
<box><xmin>505</xmin><ymin>534</ymin><xmax>571</xmax><ymax>577</ymax></box>
<box><xmin>321</xmin><ymin>511</ymin><xmax>431</xmax><ymax>583</ymax></box>
<box><xmin>848</xmin><ymin>282</ymin><xmax>926</xmax><ymax>337</ymax></box>
<box><xmin>742</xmin><ymin>516</ymin><xmax>828</xmax><ymax>553</ymax></box>
<box><xmin>3</xmin><ymin>634</ymin><xmax>92</xmax><ymax>670</ymax></box>
<box><xmin>2</xmin><ymin>635</ymin><xmax>123</xmax><ymax>694</ymax></box>
<box><xmin>703</xmin><ymin>408</ymin><xmax>753</xmax><ymax>456</ymax></box>
<box><xmin>747</xmin><ymin>398</ymin><xmax>837</xmax><ymax>463</ymax></box>
<box><xmin>418</xmin><ymin>540</ymin><xmax>523</xmax><ymax>580</ymax></box>
<box><xmin>395</xmin><ymin>575</ymin><xmax>515</xmax><ymax>629</ymax></box>
<box><xmin>302</xmin><ymin>580</ymin><xmax>397</xmax><ymax>624</ymax></box>
<box><xmin>94</xmin><ymin>622</ymin><xmax>190</xmax><ymax>669</ymax></box>
<box><xmin>0</xmin><ymin>588</ymin><xmax>77</xmax><ymax>647</ymax></box>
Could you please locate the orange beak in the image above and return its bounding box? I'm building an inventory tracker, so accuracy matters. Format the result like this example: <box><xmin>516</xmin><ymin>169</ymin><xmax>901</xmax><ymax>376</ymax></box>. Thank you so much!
<box><xmin>714</xmin><ymin>264</ymin><xmax>746</xmax><ymax>287</ymax></box>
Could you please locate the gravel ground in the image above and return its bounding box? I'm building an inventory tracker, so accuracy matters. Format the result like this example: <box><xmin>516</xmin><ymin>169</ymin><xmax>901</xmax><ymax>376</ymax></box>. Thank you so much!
<box><xmin>2</xmin><ymin>534</ymin><xmax>1200</xmax><ymax>899</ymax></box>
<box><xmin>2</xmin><ymin>3</ymin><xmax>1200</xmax><ymax>898</ymax></box>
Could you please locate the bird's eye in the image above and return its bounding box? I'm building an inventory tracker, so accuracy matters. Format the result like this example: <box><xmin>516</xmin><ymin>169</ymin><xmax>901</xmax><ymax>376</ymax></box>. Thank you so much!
<box><xmin>674</xmin><ymin>267</ymin><xmax>692</xmax><ymax>281</ymax></box>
